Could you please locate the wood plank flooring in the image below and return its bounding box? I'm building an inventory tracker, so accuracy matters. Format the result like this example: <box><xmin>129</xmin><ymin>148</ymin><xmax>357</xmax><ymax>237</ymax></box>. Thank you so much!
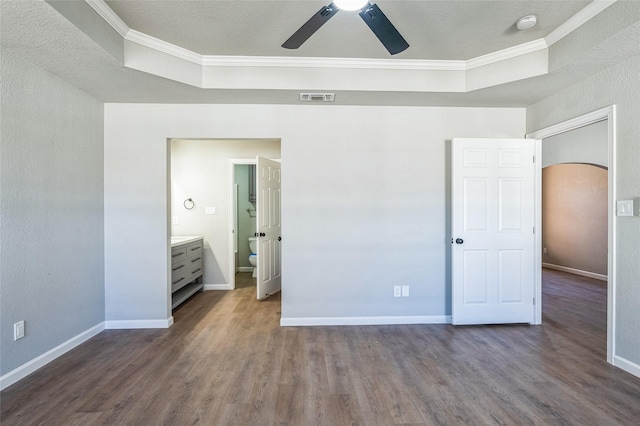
<box><xmin>2</xmin><ymin>270</ymin><xmax>639</xmax><ymax>425</ymax></box>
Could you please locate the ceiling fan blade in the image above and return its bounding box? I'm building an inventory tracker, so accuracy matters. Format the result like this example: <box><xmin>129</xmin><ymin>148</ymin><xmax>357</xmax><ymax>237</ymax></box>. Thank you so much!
<box><xmin>359</xmin><ymin>3</ymin><xmax>409</xmax><ymax>55</ymax></box>
<box><xmin>282</xmin><ymin>3</ymin><xmax>339</xmax><ymax>49</ymax></box>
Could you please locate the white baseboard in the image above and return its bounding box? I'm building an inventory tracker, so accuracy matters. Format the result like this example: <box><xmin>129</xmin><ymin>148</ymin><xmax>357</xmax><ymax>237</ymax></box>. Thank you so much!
<box><xmin>614</xmin><ymin>355</ymin><xmax>640</xmax><ymax>379</ymax></box>
<box><xmin>280</xmin><ymin>315</ymin><xmax>452</xmax><ymax>327</ymax></box>
<box><xmin>105</xmin><ymin>317</ymin><xmax>173</xmax><ymax>329</ymax></box>
<box><xmin>542</xmin><ymin>263</ymin><xmax>608</xmax><ymax>281</ymax></box>
<box><xmin>204</xmin><ymin>284</ymin><xmax>232</xmax><ymax>291</ymax></box>
<box><xmin>237</xmin><ymin>267</ymin><xmax>253</xmax><ymax>272</ymax></box>
<box><xmin>0</xmin><ymin>322</ymin><xmax>106</xmax><ymax>391</ymax></box>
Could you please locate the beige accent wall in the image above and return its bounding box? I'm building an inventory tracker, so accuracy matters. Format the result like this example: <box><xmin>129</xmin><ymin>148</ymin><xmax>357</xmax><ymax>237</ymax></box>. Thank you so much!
<box><xmin>542</xmin><ymin>164</ymin><xmax>607</xmax><ymax>276</ymax></box>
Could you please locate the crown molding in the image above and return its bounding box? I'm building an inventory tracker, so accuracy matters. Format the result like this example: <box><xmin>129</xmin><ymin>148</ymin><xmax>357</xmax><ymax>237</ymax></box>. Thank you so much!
<box><xmin>545</xmin><ymin>0</ymin><xmax>617</xmax><ymax>46</ymax></box>
<box><xmin>85</xmin><ymin>0</ymin><xmax>612</xmax><ymax>72</ymax></box>
<box><xmin>85</xmin><ymin>0</ymin><xmax>129</xmax><ymax>37</ymax></box>
<box><xmin>466</xmin><ymin>39</ymin><xmax>548</xmax><ymax>70</ymax></box>
<box><xmin>201</xmin><ymin>55</ymin><xmax>466</xmax><ymax>71</ymax></box>
<box><xmin>126</xmin><ymin>29</ymin><xmax>203</xmax><ymax>64</ymax></box>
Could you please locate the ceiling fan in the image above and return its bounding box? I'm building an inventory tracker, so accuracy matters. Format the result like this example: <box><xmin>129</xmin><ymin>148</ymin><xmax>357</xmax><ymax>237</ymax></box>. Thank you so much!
<box><xmin>282</xmin><ymin>0</ymin><xmax>409</xmax><ymax>55</ymax></box>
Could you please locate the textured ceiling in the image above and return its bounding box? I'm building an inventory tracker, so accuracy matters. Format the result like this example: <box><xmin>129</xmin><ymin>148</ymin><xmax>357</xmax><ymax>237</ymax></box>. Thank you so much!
<box><xmin>104</xmin><ymin>0</ymin><xmax>590</xmax><ymax>60</ymax></box>
<box><xmin>2</xmin><ymin>0</ymin><xmax>639</xmax><ymax>107</ymax></box>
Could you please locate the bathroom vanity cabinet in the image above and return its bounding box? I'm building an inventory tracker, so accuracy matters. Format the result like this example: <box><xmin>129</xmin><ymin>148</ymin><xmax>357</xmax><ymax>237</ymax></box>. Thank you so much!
<box><xmin>171</xmin><ymin>236</ymin><xmax>204</xmax><ymax>309</ymax></box>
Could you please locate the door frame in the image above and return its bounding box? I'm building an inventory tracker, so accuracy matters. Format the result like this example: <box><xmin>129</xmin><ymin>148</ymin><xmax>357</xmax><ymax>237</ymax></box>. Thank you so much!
<box><xmin>526</xmin><ymin>105</ymin><xmax>616</xmax><ymax>364</ymax></box>
<box><xmin>228</xmin><ymin>159</ymin><xmax>257</xmax><ymax>290</ymax></box>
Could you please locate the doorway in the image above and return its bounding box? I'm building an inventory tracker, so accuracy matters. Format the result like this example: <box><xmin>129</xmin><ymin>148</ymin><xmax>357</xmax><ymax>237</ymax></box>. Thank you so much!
<box><xmin>169</xmin><ymin>138</ymin><xmax>281</xmax><ymax>294</ymax></box>
<box><xmin>527</xmin><ymin>105</ymin><xmax>616</xmax><ymax>364</ymax></box>
<box><xmin>230</xmin><ymin>160</ymin><xmax>257</xmax><ymax>289</ymax></box>
<box><xmin>229</xmin><ymin>157</ymin><xmax>282</xmax><ymax>300</ymax></box>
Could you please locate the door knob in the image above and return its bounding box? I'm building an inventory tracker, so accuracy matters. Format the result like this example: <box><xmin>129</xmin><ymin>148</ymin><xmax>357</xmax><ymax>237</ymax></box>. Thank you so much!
<box><xmin>455</xmin><ymin>238</ymin><xmax>464</xmax><ymax>244</ymax></box>
<box><xmin>260</xmin><ymin>232</ymin><xmax>266</xmax><ymax>237</ymax></box>
<box><xmin>278</xmin><ymin>236</ymin><xmax>282</xmax><ymax>241</ymax></box>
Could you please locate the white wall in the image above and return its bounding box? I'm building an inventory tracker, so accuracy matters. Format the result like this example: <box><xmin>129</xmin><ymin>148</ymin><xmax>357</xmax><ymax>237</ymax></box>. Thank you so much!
<box><xmin>105</xmin><ymin>104</ymin><xmax>525</xmax><ymax>324</ymax></box>
<box><xmin>170</xmin><ymin>139</ymin><xmax>281</xmax><ymax>285</ymax></box>
<box><xmin>527</xmin><ymin>55</ymin><xmax>640</xmax><ymax>371</ymax></box>
<box><xmin>1</xmin><ymin>50</ymin><xmax>105</xmax><ymax>376</ymax></box>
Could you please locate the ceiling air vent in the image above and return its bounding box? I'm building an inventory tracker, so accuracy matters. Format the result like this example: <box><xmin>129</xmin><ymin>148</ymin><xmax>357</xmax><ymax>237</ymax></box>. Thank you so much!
<box><xmin>299</xmin><ymin>93</ymin><xmax>335</xmax><ymax>102</ymax></box>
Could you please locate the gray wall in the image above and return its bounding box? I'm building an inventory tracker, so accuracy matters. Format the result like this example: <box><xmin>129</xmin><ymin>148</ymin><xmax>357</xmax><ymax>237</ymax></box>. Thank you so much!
<box><xmin>527</xmin><ymin>55</ymin><xmax>640</xmax><ymax>367</ymax></box>
<box><xmin>104</xmin><ymin>104</ymin><xmax>525</xmax><ymax>324</ymax></box>
<box><xmin>0</xmin><ymin>50</ymin><xmax>105</xmax><ymax>375</ymax></box>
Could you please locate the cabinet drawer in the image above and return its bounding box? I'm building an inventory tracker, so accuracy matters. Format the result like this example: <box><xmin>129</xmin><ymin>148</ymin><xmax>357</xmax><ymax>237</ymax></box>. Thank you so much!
<box><xmin>171</xmin><ymin>270</ymin><xmax>188</xmax><ymax>292</ymax></box>
<box><xmin>186</xmin><ymin>241</ymin><xmax>202</xmax><ymax>257</ymax></box>
<box><xmin>188</xmin><ymin>257</ymin><xmax>203</xmax><ymax>282</ymax></box>
<box><xmin>171</xmin><ymin>246</ymin><xmax>187</xmax><ymax>263</ymax></box>
<box><xmin>171</xmin><ymin>259</ymin><xmax>187</xmax><ymax>277</ymax></box>
<box><xmin>170</xmin><ymin>238</ymin><xmax>204</xmax><ymax>297</ymax></box>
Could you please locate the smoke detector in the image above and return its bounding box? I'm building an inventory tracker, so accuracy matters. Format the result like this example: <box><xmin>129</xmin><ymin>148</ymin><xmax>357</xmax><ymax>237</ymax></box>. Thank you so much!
<box><xmin>516</xmin><ymin>15</ymin><xmax>537</xmax><ymax>30</ymax></box>
<box><xmin>299</xmin><ymin>93</ymin><xmax>335</xmax><ymax>102</ymax></box>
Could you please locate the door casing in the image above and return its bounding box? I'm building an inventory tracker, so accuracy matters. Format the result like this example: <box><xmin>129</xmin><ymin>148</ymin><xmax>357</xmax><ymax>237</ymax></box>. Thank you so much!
<box><xmin>526</xmin><ymin>105</ymin><xmax>616</xmax><ymax>364</ymax></box>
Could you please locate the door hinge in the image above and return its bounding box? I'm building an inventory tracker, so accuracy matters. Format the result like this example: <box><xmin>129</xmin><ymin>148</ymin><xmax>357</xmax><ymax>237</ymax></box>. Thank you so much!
<box><xmin>533</xmin><ymin>155</ymin><xmax>535</xmax><ymax>163</ymax></box>
<box><xmin>533</xmin><ymin>297</ymin><xmax>536</xmax><ymax>306</ymax></box>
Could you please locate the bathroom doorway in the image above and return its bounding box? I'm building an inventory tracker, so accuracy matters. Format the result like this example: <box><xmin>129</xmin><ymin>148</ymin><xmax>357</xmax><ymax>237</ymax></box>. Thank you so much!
<box><xmin>170</xmin><ymin>139</ymin><xmax>280</xmax><ymax>294</ymax></box>
<box><xmin>231</xmin><ymin>160</ymin><xmax>258</xmax><ymax>285</ymax></box>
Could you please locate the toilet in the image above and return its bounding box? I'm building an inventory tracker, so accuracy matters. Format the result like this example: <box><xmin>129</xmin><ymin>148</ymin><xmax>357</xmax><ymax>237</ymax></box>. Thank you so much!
<box><xmin>248</xmin><ymin>237</ymin><xmax>258</xmax><ymax>278</ymax></box>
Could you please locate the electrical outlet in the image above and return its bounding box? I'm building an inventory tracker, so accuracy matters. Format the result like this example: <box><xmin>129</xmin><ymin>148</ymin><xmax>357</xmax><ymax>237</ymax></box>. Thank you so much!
<box><xmin>402</xmin><ymin>285</ymin><xmax>410</xmax><ymax>297</ymax></box>
<box><xmin>393</xmin><ymin>286</ymin><xmax>401</xmax><ymax>298</ymax></box>
<box><xmin>543</xmin><ymin>247</ymin><xmax>547</xmax><ymax>254</ymax></box>
<box><xmin>172</xmin><ymin>217</ymin><xmax>178</xmax><ymax>225</ymax></box>
<box><xmin>205</xmin><ymin>207</ymin><xmax>216</xmax><ymax>215</ymax></box>
<box><xmin>14</xmin><ymin>321</ymin><xmax>25</xmax><ymax>340</ymax></box>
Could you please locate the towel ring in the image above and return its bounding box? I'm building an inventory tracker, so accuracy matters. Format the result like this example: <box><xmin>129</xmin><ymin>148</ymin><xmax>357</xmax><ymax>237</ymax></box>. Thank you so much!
<box><xmin>183</xmin><ymin>198</ymin><xmax>195</xmax><ymax>210</ymax></box>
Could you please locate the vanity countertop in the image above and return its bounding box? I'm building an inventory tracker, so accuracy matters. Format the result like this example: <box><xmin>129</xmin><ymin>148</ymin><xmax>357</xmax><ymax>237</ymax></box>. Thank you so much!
<box><xmin>171</xmin><ymin>236</ymin><xmax>203</xmax><ymax>247</ymax></box>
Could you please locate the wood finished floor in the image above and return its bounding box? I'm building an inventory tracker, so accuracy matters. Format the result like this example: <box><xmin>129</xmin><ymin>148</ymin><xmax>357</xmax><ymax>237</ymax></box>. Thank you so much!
<box><xmin>2</xmin><ymin>270</ymin><xmax>639</xmax><ymax>425</ymax></box>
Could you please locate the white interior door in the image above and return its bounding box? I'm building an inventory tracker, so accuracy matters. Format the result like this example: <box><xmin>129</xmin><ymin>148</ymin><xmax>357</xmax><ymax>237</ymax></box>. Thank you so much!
<box><xmin>452</xmin><ymin>138</ymin><xmax>536</xmax><ymax>325</ymax></box>
<box><xmin>256</xmin><ymin>157</ymin><xmax>281</xmax><ymax>300</ymax></box>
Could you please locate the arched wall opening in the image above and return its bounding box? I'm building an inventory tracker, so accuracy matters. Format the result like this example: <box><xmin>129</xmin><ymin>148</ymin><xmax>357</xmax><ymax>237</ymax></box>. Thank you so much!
<box><xmin>542</xmin><ymin>163</ymin><xmax>608</xmax><ymax>278</ymax></box>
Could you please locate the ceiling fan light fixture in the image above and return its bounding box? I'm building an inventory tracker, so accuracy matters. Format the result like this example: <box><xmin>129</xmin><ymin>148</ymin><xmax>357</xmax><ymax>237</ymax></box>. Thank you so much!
<box><xmin>334</xmin><ymin>0</ymin><xmax>368</xmax><ymax>11</ymax></box>
<box><xmin>516</xmin><ymin>15</ymin><xmax>537</xmax><ymax>31</ymax></box>
<box><xmin>282</xmin><ymin>1</ymin><xmax>408</xmax><ymax>55</ymax></box>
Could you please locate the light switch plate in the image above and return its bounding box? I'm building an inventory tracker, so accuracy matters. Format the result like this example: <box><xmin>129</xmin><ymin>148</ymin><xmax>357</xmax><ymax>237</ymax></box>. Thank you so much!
<box><xmin>14</xmin><ymin>321</ymin><xmax>25</xmax><ymax>340</ymax></box>
<box><xmin>617</xmin><ymin>200</ymin><xmax>634</xmax><ymax>217</ymax></box>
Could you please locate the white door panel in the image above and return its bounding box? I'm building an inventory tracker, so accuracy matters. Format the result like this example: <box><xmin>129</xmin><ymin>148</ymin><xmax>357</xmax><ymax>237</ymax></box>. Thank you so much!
<box><xmin>256</xmin><ymin>157</ymin><xmax>281</xmax><ymax>300</ymax></box>
<box><xmin>452</xmin><ymin>138</ymin><xmax>535</xmax><ymax>325</ymax></box>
